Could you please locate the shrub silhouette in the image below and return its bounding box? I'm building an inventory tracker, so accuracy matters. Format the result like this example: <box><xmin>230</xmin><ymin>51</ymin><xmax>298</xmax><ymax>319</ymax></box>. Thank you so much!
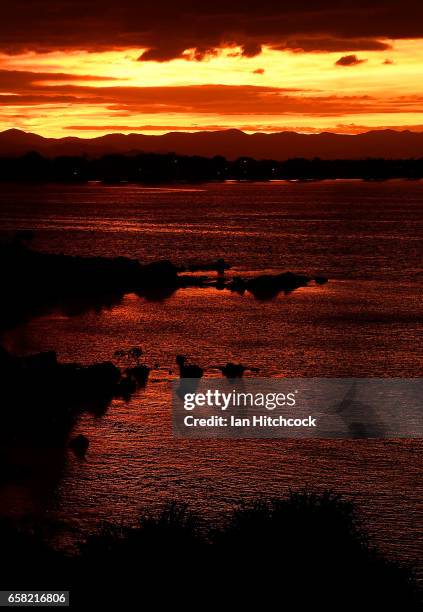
<box><xmin>0</xmin><ymin>493</ymin><xmax>420</xmax><ymax>609</ymax></box>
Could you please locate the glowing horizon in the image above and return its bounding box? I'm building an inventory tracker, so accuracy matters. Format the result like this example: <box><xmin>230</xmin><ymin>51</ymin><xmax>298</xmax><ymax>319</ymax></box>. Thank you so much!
<box><xmin>1</xmin><ymin>39</ymin><xmax>423</xmax><ymax>138</ymax></box>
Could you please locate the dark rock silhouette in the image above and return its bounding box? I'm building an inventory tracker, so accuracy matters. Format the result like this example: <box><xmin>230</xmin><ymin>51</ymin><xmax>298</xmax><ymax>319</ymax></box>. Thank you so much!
<box><xmin>69</xmin><ymin>434</ymin><xmax>89</xmax><ymax>457</ymax></box>
<box><xmin>1</xmin><ymin>236</ymin><xmax>328</xmax><ymax>328</ymax></box>
<box><xmin>218</xmin><ymin>362</ymin><xmax>259</xmax><ymax>378</ymax></box>
<box><xmin>114</xmin><ymin>348</ymin><xmax>151</xmax><ymax>387</ymax></box>
<box><xmin>0</xmin><ymin>346</ymin><xmax>140</xmax><ymax>446</ymax></box>
<box><xmin>114</xmin><ymin>375</ymin><xmax>137</xmax><ymax>401</ymax></box>
<box><xmin>0</xmin><ymin>239</ymin><xmax>195</xmax><ymax>329</ymax></box>
<box><xmin>228</xmin><ymin>271</ymin><xmax>322</xmax><ymax>299</ymax></box>
<box><xmin>215</xmin><ymin>276</ymin><xmax>226</xmax><ymax>290</ymax></box>
<box><xmin>219</xmin><ymin>362</ymin><xmax>247</xmax><ymax>378</ymax></box>
<box><xmin>125</xmin><ymin>365</ymin><xmax>150</xmax><ymax>386</ymax></box>
<box><xmin>176</xmin><ymin>355</ymin><xmax>204</xmax><ymax>378</ymax></box>
<box><xmin>175</xmin><ymin>355</ymin><xmax>204</xmax><ymax>402</ymax></box>
<box><xmin>247</xmin><ymin>271</ymin><xmax>310</xmax><ymax>298</ymax></box>
<box><xmin>314</xmin><ymin>275</ymin><xmax>329</xmax><ymax>285</ymax></box>
<box><xmin>229</xmin><ymin>276</ymin><xmax>246</xmax><ymax>294</ymax></box>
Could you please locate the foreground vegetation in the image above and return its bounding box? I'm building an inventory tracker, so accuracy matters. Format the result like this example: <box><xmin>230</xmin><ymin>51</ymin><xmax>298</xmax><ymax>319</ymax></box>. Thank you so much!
<box><xmin>1</xmin><ymin>492</ymin><xmax>421</xmax><ymax>608</ymax></box>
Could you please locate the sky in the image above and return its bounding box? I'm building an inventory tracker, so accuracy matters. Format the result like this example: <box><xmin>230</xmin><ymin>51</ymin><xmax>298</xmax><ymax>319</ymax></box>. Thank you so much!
<box><xmin>1</xmin><ymin>0</ymin><xmax>423</xmax><ymax>137</ymax></box>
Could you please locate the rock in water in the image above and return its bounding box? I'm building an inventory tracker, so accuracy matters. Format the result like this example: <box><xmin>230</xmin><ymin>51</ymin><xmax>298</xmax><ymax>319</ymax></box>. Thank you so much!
<box><xmin>69</xmin><ymin>433</ymin><xmax>89</xmax><ymax>456</ymax></box>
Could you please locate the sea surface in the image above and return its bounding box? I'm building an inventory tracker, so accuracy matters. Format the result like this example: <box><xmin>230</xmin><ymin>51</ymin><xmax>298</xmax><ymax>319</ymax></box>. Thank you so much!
<box><xmin>0</xmin><ymin>180</ymin><xmax>422</xmax><ymax>570</ymax></box>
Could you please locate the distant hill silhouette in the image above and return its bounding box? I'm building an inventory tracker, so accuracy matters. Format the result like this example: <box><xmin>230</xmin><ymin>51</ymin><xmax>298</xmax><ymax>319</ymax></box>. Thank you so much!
<box><xmin>2</xmin><ymin>128</ymin><xmax>423</xmax><ymax>160</ymax></box>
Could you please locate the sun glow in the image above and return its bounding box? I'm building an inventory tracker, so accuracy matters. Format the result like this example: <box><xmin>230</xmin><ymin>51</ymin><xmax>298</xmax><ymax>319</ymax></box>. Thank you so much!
<box><xmin>1</xmin><ymin>40</ymin><xmax>423</xmax><ymax>137</ymax></box>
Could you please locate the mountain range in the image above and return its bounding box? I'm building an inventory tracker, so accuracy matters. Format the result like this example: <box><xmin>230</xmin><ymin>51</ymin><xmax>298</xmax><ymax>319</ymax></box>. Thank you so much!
<box><xmin>1</xmin><ymin>128</ymin><xmax>423</xmax><ymax>160</ymax></box>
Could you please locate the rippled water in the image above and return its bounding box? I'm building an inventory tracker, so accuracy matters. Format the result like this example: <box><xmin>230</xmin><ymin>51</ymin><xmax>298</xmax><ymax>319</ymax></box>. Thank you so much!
<box><xmin>1</xmin><ymin>181</ymin><xmax>422</xmax><ymax>570</ymax></box>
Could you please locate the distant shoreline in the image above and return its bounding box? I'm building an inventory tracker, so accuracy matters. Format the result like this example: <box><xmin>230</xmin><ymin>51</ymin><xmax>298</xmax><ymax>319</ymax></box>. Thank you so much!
<box><xmin>1</xmin><ymin>152</ymin><xmax>423</xmax><ymax>182</ymax></box>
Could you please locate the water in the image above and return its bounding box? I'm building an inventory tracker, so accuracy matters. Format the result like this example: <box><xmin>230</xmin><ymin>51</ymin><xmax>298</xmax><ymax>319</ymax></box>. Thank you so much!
<box><xmin>1</xmin><ymin>180</ymin><xmax>422</xmax><ymax>570</ymax></box>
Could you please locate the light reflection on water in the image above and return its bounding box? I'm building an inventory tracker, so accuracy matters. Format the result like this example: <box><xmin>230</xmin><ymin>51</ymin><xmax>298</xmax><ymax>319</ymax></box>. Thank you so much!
<box><xmin>0</xmin><ymin>181</ymin><xmax>422</xmax><ymax>571</ymax></box>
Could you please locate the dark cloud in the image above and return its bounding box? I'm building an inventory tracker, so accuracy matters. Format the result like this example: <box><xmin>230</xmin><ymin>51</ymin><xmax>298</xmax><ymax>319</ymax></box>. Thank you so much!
<box><xmin>63</xmin><ymin>123</ymin><xmax>274</xmax><ymax>131</ymax></box>
<box><xmin>240</xmin><ymin>42</ymin><xmax>262</xmax><ymax>58</ymax></box>
<box><xmin>334</xmin><ymin>122</ymin><xmax>423</xmax><ymax>132</ymax></box>
<box><xmin>383</xmin><ymin>58</ymin><xmax>395</xmax><ymax>64</ymax></box>
<box><xmin>0</xmin><ymin>1</ymin><xmax>422</xmax><ymax>59</ymax></box>
<box><xmin>2</xmin><ymin>75</ymin><xmax>422</xmax><ymax>117</ymax></box>
<box><xmin>62</xmin><ymin>123</ymin><xmax>423</xmax><ymax>133</ymax></box>
<box><xmin>0</xmin><ymin>70</ymin><xmax>119</xmax><ymax>88</ymax></box>
<box><xmin>253</xmin><ymin>68</ymin><xmax>265</xmax><ymax>74</ymax></box>
<box><xmin>335</xmin><ymin>54</ymin><xmax>367</xmax><ymax>66</ymax></box>
<box><xmin>63</xmin><ymin>124</ymin><xmax>224</xmax><ymax>131</ymax></box>
<box><xmin>273</xmin><ymin>37</ymin><xmax>391</xmax><ymax>53</ymax></box>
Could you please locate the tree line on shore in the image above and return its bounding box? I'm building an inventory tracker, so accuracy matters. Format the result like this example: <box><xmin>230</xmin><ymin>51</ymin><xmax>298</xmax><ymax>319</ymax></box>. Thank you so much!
<box><xmin>1</xmin><ymin>151</ymin><xmax>423</xmax><ymax>182</ymax></box>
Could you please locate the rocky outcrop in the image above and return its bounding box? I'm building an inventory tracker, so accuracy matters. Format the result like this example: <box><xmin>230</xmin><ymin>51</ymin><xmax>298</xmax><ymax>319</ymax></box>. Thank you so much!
<box><xmin>0</xmin><ymin>346</ymin><xmax>141</xmax><ymax>446</ymax></box>
<box><xmin>228</xmin><ymin>272</ymin><xmax>328</xmax><ymax>299</ymax></box>
<box><xmin>69</xmin><ymin>434</ymin><xmax>89</xmax><ymax>457</ymax></box>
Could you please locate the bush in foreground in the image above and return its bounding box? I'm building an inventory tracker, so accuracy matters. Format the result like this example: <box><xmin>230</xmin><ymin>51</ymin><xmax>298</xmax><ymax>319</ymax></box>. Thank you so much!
<box><xmin>0</xmin><ymin>492</ymin><xmax>421</xmax><ymax>609</ymax></box>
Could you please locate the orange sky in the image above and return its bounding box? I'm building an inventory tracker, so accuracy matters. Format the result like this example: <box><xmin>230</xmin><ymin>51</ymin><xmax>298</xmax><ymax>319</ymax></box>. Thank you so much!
<box><xmin>1</xmin><ymin>4</ymin><xmax>423</xmax><ymax>137</ymax></box>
